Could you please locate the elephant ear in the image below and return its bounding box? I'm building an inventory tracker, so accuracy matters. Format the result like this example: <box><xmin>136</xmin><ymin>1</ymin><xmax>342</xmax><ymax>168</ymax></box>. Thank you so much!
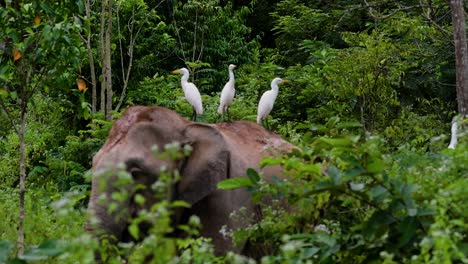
<box><xmin>177</xmin><ymin>123</ymin><xmax>230</xmax><ymax>205</ymax></box>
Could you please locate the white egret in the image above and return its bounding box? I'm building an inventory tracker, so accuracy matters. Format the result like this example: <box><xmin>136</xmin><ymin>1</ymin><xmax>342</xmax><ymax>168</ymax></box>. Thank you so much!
<box><xmin>172</xmin><ymin>68</ymin><xmax>203</xmax><ymax>121</ymax></box>
<box><xmin>256</xmin><ymin>77</ymin><xmax>288</xmax><ymax>127</ymax></box>
<box><xmin>217</xmin><ymin>64</ymin><xmax>237</xmax><ymax>121</ymax></box>
<box><xmin>448</xmin><ymin>115</ymin><xmax>459</xmax><ymax>149</ymax></box>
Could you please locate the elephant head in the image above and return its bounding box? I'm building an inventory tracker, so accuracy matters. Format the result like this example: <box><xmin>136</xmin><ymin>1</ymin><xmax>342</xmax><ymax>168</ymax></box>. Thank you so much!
<box><xmin>86</xmin><ymin>106</ymin><xmax>293</xmax><ymax>255</ymax></box>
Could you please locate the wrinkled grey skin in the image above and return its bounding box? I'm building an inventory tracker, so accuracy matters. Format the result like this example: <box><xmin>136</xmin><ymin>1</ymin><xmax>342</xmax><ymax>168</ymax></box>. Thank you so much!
<box><xmin>86</xmin><ymin>106</ymin><xmax>293</xmax><ymax>255</ymax></box>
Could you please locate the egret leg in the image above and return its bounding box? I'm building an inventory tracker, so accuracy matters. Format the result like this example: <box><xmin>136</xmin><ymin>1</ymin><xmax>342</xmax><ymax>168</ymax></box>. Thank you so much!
<box><xmin>191</xmin><ymin>108</ymin><xmax>197</xmax><ymax>121</ymax></box>
<box><xmin>219</xmin><ymin>109</ymin><xmax>225</xmax><ymax>122</ymax></box>
<box><xmin>264</xmin><ymin>117</ymin><xmax>270</xmax><ymax>130</ymax></box>
<box><xmin>226</xmin><ymin>107</ymin><xmax>231</xmax><ymax>122</ymax></box>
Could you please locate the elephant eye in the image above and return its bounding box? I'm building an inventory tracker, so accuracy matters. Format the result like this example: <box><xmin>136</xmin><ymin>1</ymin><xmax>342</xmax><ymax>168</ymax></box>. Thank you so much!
<box><xmin>125</xmin><ymin>158</ymin><xmax>157</xmax><ymax>184</ymax></box>
<box><xmin>125</xmin><ymin>159</ymin><xmax>144</xmax><ymax>178</ymax></box>
<box><xmin>129</xmin><ymin>167</ymin><xmax>145</xmax><ymax>180</ymax></box>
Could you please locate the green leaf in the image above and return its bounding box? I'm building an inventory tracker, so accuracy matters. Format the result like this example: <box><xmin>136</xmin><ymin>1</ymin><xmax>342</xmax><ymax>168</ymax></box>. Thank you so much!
<box><xmin>76</xmin><ymin>0</ymin><xmax>84</xmax><ymax>14</ymax></box>
<box><xmin>128</xmin><ymin>224</ymin><xmax>139</xmax><ymax>240</ymax></box>
<box><xmin>246</xmin><ymin>168</ymin><xmax>260</xmax><ymax>184</ymax></box>
<box><xmin>108</xmin><ymin>203</ymin><xmax>118</xmax><ymax>214</ymax></box>
<box><xmin>21</xmin><ymin>240</ymin><xmax>67</xmax><ymax>260</ymax></box>
<box><xmin>368</xmin><ymin>185</ymin><xmax>389</xmax><ymax>203</ymax></box>
<box><xmin>367</xmin><ymin>158</ymin><xmax>384</xmax><ymax>173</ymax></box>
<box><xmin>309</xmin><ymin>124</ymin><xmax>327</xmax><ymax>132</ymax></box>
<box><xmin>302</xmin><ymin>163</ymin><xmax>322</xmax><ymax>175</ymax></box>
<box><xmin>363</xmin><ymin>211</ymin><xmax>395</xmax><ymax>240</ymax></box>
<box><xmin>0</xmin><ymin>64</ymin><xmax>10</xmax><ymax>76</ymax></box>
<box><xmin>36</xmin><ymin>240</ymin><xmax>67</xmax><ymax>256</ymax></box>
<box><xmin>10</xmin><ymin>91</ymin><xmax>18</xmax><ymax>100</ymax></box>
<box><xmin>0</xmin><ymin>240</ymin><xmax>13</xmax><ymax>263</ymax></box>
<box><xmin>336</xmin><ymin>121</ymin><xmax>362</xmax><ymax>129</ymax></box>
<box><xmin>0</xmin><ymin>89</ymin><xmax>8</xmax><ymax>99</ymax></box>
<box><xmin>416</xmin><ymin>207</ymin><xmax>436</xmax><ymax>216</ymax></box>
<box><xmin>303</xmin><ymin>247</ymin><xmax>320</xmax><ymax>258</ymax></box>
<box><xmin>327</xmin><ymin>166</ymin><xmax>342</xmax><ymax>185</ymax></box>
<box><xmin>313</xmin><ymin>181</ymin><xmax>334</xmax><ymax>192</ymax></box>
<box><xmin>318</xmin><ymin>137</ymin><xmax>353</xmax><ymax>147</ymax></box>
<box><xmin>171</xmin><ymin>200</ymin><xmax>190</xmax><ymax>208</ymax></box>
<box><xmin>217</xmin><ymin>177</ymin><xmax>253</xmax><ymax>190</ymax></box>
<box><xmin>289</xmin><ymin>233</ymin><xmax>315</xmax><ymax>240</ymax></box>
<box><xmin>134</xmin><ymin>194</ymin><xmax>145</xmax><ymax>205</ymax></box>
<box><xmin>259</xmin><ymin>157</ymin><xmax>283</xmax><ymax>167</ymax></box>
<box><xmin>397</xmin><ymin>217</ymin><xmax>417</xmax><ymax>248</ymax></box>
<box><xmin>325</xmin><ymin>116</ymin><xmax>340</xmax><ymax>127</ymax></box>
<box><xmin>314</xmin><ymin>233</ymin><xmax>337</xmax><ymax>247</ymax></box>
<box><xmin>343</xmin><ymin>167</ymin><xmax>365</xmax><ymax>180</ymax></box>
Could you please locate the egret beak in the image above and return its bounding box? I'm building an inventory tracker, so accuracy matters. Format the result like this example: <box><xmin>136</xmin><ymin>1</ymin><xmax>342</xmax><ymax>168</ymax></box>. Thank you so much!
<box><xmin>233</xmin><ymin>65</ymin><xmax>237</xmax><ymax>68</ymax></box>
<box><xmin>172</xmin><ymin>69</ymin><xmax>181</xmax><ymax>74</ymax></box>
<box><xmin>282</xmin><ymin>80</ymin><xmax>289</xmax><ymax>83</ymax></box>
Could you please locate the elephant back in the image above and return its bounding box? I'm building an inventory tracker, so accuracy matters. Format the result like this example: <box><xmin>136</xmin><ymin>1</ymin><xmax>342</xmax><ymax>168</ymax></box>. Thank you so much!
<box><xmin>214</xmin><ymin>121</ymin><xmax>294</xmax><ymax>178</ymax></box>
<box><xmin>215</xmin><ymin>120</ymin><xmax>293</xmax><ymax>156</ymax></box>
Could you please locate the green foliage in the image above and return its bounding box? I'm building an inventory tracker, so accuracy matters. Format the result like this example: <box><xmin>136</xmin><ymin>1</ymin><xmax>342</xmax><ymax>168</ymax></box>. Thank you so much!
<box><xmin>418</xmin><ymin>177</ymin><xmax>467</xmax><ymax>263</ymax></box>
<box><xmin>44</xmin><ymin>114</ymin><xmax>112</xmax><ymax>192</ymax></box>
<box><xmin>383</xmin><ymin>104</ymin><xmax>452</xmax><ymax>152</ymax></box>
<box><xmin>0</xmin><ymin>0</ymin><xmax>465</xmax><ymax>262</ymax></box>
<box><xmin>169</xmin><ymin>0</ymin><xmax>260</xmax><ymax>92</ymax></box>
<box><xmin>0</xmin><ymin>99</ymin><xmax>112</xmax><ymax>191</ymax></box>
<box><xmin>112</xmin><ymin>0</ymin><xmax>177</xmax><ymax>90</ymax></box>
<box><xmin>218</xmin><ymin>121</ymin><xmax>467</xmax><ymax>263</ymax></box>
<box><xmin>0</xmin><ymin>96</ymin><xmax>66</xmax><ymax>187</ymax></box>
<box><xmin>0</xmin><ymin>1</ymin><xmax>84</xmax><ymax>92</ymax></box>
<box><xmin>127</xmin><ymin>74</ymin><xmax>181</xmax><ymax>109</ymax></box>
<box><xmin>0</xmin><ymin>187</ymin><xmax>88</xmax><ymax>261</ymax></box>
<box><xmin>271</xmin><ymin>0</ymin><xmax>365</xmax><ymax>65</ymax></box>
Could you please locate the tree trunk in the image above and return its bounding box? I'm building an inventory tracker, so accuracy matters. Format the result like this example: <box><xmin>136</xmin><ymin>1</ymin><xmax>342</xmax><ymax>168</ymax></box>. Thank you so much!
<box><xmin>105</xmin><ymin>0</ymin><xmax>113</xmax><ymax>121</ymax></box>
<box><xmin>450</xmin><ymin>0</ymin><xmax>468</xmax><ymax>116</ymax></box>
<box><xmin>85</xmin><ymin>0</ymin><xmax>97</xmax><ymax>113</ymax></box>
<box><xmin>17</xmin><ymin>90</ymin><xmax>27</xmax><ymax>256</ymax></box>
<box><xmin>100</xmin><ymin>0</ymin><xmax>107</xmax><ymax>114</ymax></box>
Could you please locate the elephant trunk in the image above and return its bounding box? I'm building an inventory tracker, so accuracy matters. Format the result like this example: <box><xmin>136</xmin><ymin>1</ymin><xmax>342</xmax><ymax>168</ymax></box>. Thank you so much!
<box><xmin>86</xmin><ymin>172</ymin><xmax>132</xmax><ymax>243</ymax></box>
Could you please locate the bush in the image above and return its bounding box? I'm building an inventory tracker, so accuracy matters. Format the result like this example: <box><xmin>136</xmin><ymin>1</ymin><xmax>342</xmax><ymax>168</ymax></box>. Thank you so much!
<box><xmin>0</xmin><ymin>187</ymin><xmax>88</xmax><ymax>261</ymax></box>
<box><xmin>43</xmin><ymin>115</ymin><xmax>112</xmax><ymax>192</ymax></box>
<box><xmin>219</xmin><ymin>121</ymin><xmax>467</xmax><ymax>263</ymax></box>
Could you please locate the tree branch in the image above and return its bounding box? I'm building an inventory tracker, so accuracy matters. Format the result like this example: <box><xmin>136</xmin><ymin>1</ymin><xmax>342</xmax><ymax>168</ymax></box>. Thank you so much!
<box><xmin>363</xmin><ymin>0</ymin><xmax>425</xmax><ymax>20</ymax></box>
<box><xmin>192</xmin><ymin>9</ymin><xmax>198</xmax><ymax>64</ymax></box>
<box><xmin>115</xmin><ymin>3</ymin><xmax>142</xmax><ymax>112</ymax></box>
<box><xmin>171</xmin><ymin>4</ymin><xmax>188</xmax><ymax>63</ymax></box>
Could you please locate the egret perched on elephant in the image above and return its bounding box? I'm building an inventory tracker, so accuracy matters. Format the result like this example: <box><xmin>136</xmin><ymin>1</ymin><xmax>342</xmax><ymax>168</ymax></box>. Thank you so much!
<box><xmin>172</xmin><ymin>68</ymin><xmax>203</xmax><ymax>121</ymax></box>
<box><xmin>218</xmin><ymin>64</ymin><xmax>237</xmax><ymax>121</ymax></box>
<box><xmin>257</xmin><ymin>77</ymin><xmax>288</xmax><ymax>128</ymax></box>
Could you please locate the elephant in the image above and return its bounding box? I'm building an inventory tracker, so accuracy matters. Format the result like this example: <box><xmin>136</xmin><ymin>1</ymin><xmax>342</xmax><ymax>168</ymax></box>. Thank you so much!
<box><xmin>86</xmin><ymin>105</ymin><xmax>294</xmax><ymax>256</ymax></box>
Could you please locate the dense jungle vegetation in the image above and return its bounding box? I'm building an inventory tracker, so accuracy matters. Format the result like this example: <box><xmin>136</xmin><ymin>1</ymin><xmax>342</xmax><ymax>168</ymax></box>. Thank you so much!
<box><xmin>0</xmin><ymin>0</ymin><xmax>467</xmax><ymax>263</ymax></box>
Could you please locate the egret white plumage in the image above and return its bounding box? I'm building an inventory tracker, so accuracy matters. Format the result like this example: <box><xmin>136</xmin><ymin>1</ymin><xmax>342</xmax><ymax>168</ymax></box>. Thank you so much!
<box><xmin>448</xmin><ymin>115</ymin><xmax>459</xmax><ymax>149</ymax></box>
<box><xmin>217</xmin><ymin>64</ymin><xmax>237</xmax><ymax>120</ymax></box>
<box><xmin>256</xmin><ymin>77</ymin><xmax>288</xmax><ymax>127</ymax></box>
<box><xmin>172</xmin><ymin>67</ymin><xmax>203</xmax><ymax>121</ymax></box>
